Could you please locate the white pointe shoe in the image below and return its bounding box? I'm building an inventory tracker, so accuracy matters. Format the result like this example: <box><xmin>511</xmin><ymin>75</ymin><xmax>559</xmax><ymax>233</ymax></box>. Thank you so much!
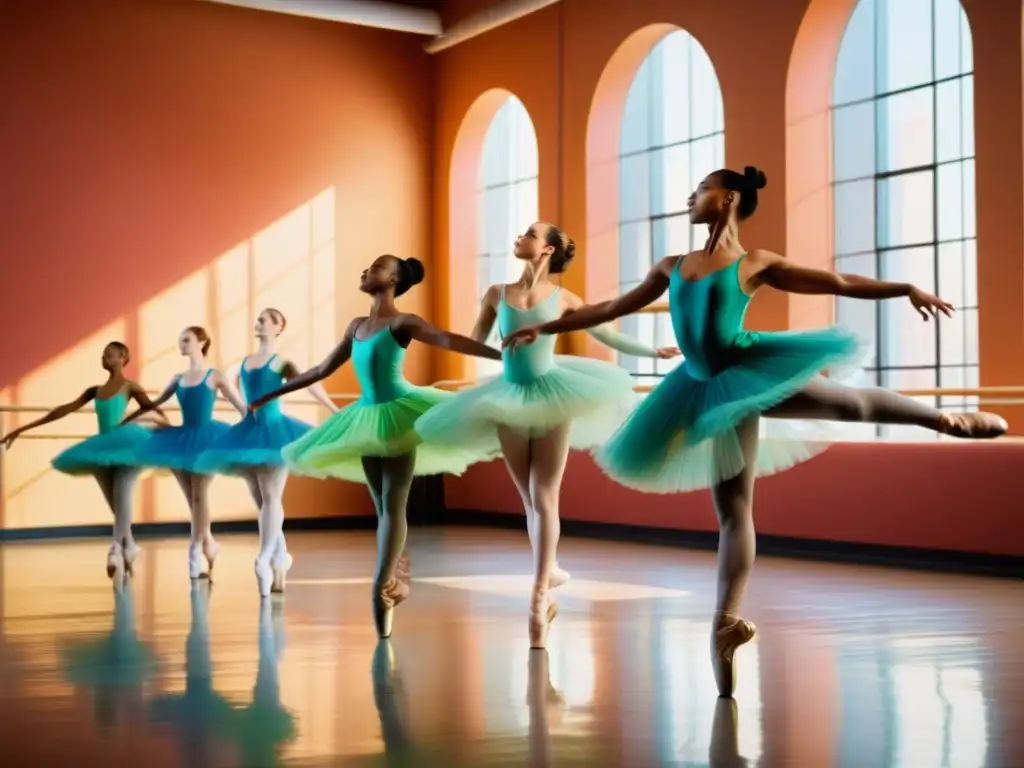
<box><xmin>271</xmin><ymin>551</ymin><xmax>293</xmax><ymax>594</ymax></box>
<box><xmin>123</xmin><ymin>540</ymin><xmax>141</xmax><ymax>576</ymax></box>
<box><xmin>255</xmin><ymin>558</ymin><xmax>274</xmax><ymax>598</ymax></box>
<box><xmin>106</xmin><ymin>543</ymin><xmax>125</xmax><ymax>582</ymax></box>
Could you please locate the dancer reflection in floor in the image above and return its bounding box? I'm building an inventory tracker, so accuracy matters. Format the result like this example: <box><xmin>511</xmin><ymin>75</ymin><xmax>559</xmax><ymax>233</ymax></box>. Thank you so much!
<box><xmin>251</xmin><ymin>256</ymin><xmax>501</xmax><ymax>637</ymax></box>
<box><xmin>232</xmin><ymin>600</ymin><xmax>296</xmax><ymax>766</ymax></box>
<box><xmin>123</xmin><ymin>327</ymin><xmax>246</xmax><ymax>580</ymax></box>
<box><xmin>371</xmin><ymin>641</ymin><xmax>414</xmax><ymax>760</ymax></box>
<box><xmin>415</xmin><ymin>221</ymin><xmax>678</xmax><ymax>649</ymax></box>
<box><xmin>502</xmin><ymin>166</ymin><xmax>1007</xmax><ymax>695</ymax></box>
<box><xmin>196</xmin><ymin>309</ymin><xmax>338</xmax><ymax>597</ymax></box>
<box><xmin>59</xmin><ymin>582</ymin><xmax>159</xmax><ymax>740</ymax></box>
<box><xmin>147</xmin><ymin>582</ymin><xmax>236</xmax><ymax>764</ymax></box>
<box><xmin>2</xmin><ymin>342</ymin><xmax>163</xmax><ymax>581</ymax></box>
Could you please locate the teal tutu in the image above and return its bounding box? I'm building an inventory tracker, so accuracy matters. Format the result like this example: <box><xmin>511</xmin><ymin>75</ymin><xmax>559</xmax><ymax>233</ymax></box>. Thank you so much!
<box><xmin>193</xmin><ymin>412</ymin><xmax>311</xmax><ymax>474</ymax></box>
<box><xmin>60</xmin><ymin>634</ymin><xmax>159</xmax><ymax>688</ymax></box>
<box><xmin>132</xmin><ymin>421</ymin><xmax>233</xmax><ymax>473</ymax></box>
<box><xmin>595</xmin><ymin>327</ymin><xmax>863</xmax><ymax>493</ymax></box>
<box><xmin>51</xmin><ymin>424</ymin><xmax>154</xmax><ymax>476</ymax></box>
<box><xmin>414</xmin><ymin>355</ymin><xmax>638</xmax><ymax>454</ymax></box>
<box><xmin>282</xmin><ymin>387</ymin><xmax>490</xmax><ymax>483</ymax></box>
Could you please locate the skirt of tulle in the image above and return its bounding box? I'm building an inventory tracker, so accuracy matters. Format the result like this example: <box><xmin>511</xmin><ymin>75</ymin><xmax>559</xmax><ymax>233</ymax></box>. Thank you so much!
<box><xmin>414</xmin><ymin>355</ymin><xmax>638</xmax><ymax>455</ymax></box>
<box><xmin>51</xmin><ymin>424</ymin><xmax>155</xmax><ymax>476</ymax></box>
<box><xmin>595</xmin><ymin>327</ymin><xmax>865</xmax><ymax>493</ymax></box>
<box><xmin>193</xmin><ymin>412</ymin><xmax>312</xmax><ymax>474</ymax></box>
<box><xmin>282</xmin><ymin>387</ymin><xmax>491</xmax><ymax>483</ymax></box>
<box><xmin>129</xmin><ymin>421</ymin><xmax>234</xmax><ymax>473</ymax></box>
<box><xmin>60</xmin><ymin>635</ymin><xmax>159</xmax><ymax>688</ymax></box>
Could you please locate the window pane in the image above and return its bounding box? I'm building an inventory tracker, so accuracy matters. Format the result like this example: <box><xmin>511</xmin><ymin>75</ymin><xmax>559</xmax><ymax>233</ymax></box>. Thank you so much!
<box><xmin>939</xmin><ymin>365</ymin><xmax>966</xmax><ymax>410</ymax></box>
<box><xmin>653</xmin><ymin>215</ymin><xmax>691</xmax><ymax>258</ymax></box>
<box><xmin>960</xmin><ymin>9</ymin><xmax>973</xmax><ymax>75</ymax></box>
<box><xmin>937</xmin><ymin>240</ymin><xmax>965</xmax><ymax>307</ymax></box>
<box><xmin>961</xmin><ymin>75</ymin><xmax>974</xmax><ymax>157</ymax></box>
<box><xmin>937</xmin><ymin>161</ymin><xmax>964</xmax><ymax>242</ymax></box>
<box><xmin>689</xmin><ymin>136</ymin><xmax>717</xmax><ymax>194</ymax></box>
<box><xmin>877</xmin><ymin>86</ymin><xmax>934</xmax><ymax>172</ymax></box>
<box><xmin>651</xmin><ymin>145</ymin><xmax>690</xmax><ymax>216</ymax></box>
<box><xmin>714</xmin><ymin>131</ymin><xmax>725</xmax><ymax>169</ymax></box>
<box><xmin>484</xmin><ymin>185</ymin><xmax>512</xmax><ymax>256</ymax></box>
<box><xmin>878</xmin><ymin>171</ymin><xmax>934</xmax><ymax>248</ymax></box>
<box><xmin>963</xmin><ymin>307</ymin><xmax>978</xmax><ymax>365</ymax></box>
<box><xmin>620</xmin><ymin>153</ymin><xmax>651</xmax><ymax>221</ymax></box>
<box><xmin>514</xmin><ymin>179</ymin><xmax>538</xmax><ymax>235</ymax></box>
<box><xmin>833</xmin><ymin>0</ymin><xmax>876</xmax><ymax>105</ymax></box>
<box><xmin>619</xmin><ymin>221</ymin><xmax>652</xmax><ymax>284</ymax></box>
<box><xmin>836</xmin><ymin>253</ymin><xmax>878</xmax><ymax>368</ymax></box>
<box><xmin>962</xmin><ymin>238</ymin><xmax>977</xmax><ymax>307</ymax></box>
<box><xmin>880</xmin><ymin>245</ymin><xmax>935</xmax><ymax>291</ymax></box>
<box><xmin>834</xmin><ymin>179</ymin><xmax>876</xmax><ymax>256</ymax></box>
<box><xmin>482</xmin><ymin>102</ymin><xmax>513</xmax><ymax>186</ymax></box>
<box><xmin>833</xmin><ymin>101</ymin><xmax>876</xmax><ymax>182</ymax></box>
<box><xmin>690</xmin><ymin>41</ymin><xmax>722</xmax><ymax>138</ymax></box>
<box><xmin>934</xmin><ymin>0</ymin><xmax>965</xmax><ymax>81</ymax></box>
<box><xmin>619</xmin><ymin>315</ymin><xmax>641</xmax><ymax>374</ymax></box>
<box><xmin>876</xmin><ymin>0</ymin><xmax>933</xmax><ymax>94</ymax></box>
<box><xmin>936</xmin><ymin>79</ymin><xmax>963</xmax><ymax>163</ymax></box>
<box><xmin>880</xmin><ymin>246</ymin><xmax>936</xmax><ymax>367</ymax></box>
<box><xmin>939</xmin><ymin>305</ymin><xmax>965</xmax><ymax>365</ymax></box>
<box><xmin>655</xmin><ymin>33</ymin><xmax>691</xmax><ymax>146</ymax></box>
<box><xmin>511</xmin><ymin>104</ymin><xmax>538</xmax><ymax>178</ymax></box>
<box><xmin>961</xmin><ymin>159</ymin><xmax>975</xmax><ymax>238</ymax></box>
<box><xmin>621</xmin><ymin>57</ymin><xmax>652</xmax><ymax>154</ymax></box>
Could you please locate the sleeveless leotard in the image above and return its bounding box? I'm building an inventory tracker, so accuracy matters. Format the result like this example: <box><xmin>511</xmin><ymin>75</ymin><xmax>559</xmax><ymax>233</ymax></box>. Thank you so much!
<box><xmin>195</xmin><ymin>355</ymin><xmax>313</xmax><ymax>474</ymax></box>
<box><xmin>51</xmin><ymin>390</ymin><xmax>154</xmax><ymax>476</ymax></box>
<box><xmin>414</xmin><ymin>286</ymin><xmax>638</xmax><ymax>454</ymax></box>
<box><xmin>595</xmin><ymin>255</ymin><xmax>862</xmax><ymax>492</ymax></box>
<box><xmin>281</xmin><ymin>323</ymin><xmax>488</xmax><ymax>482</ymax></box>
<box><xmin>131</xmin><ymin>370</ymin><xmax>233</xmax><ymax>473</ymax></box>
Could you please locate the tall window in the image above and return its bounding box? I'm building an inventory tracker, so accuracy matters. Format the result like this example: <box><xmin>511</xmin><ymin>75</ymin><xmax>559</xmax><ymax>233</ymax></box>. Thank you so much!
<box><xmin>832</xmin><ymin>0</ymin><xmax>976</xmax><ymax>439</ymax></box>
<box><xmin>617</xmin><ymin>30</ymin><xmax>725</xmax><ymax>386</ymax></box>
<box><xmin>477</xmin><ymin>95</ymin><xmax>539</xmax><ymax>377</ymax></box>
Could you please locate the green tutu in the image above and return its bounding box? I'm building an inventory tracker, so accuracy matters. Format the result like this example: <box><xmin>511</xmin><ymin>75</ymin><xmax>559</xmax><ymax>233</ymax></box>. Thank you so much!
<box><xmin>282</xmin><ymin>387</ymin><xmax>490</xmax><ymax>482</ymax></box>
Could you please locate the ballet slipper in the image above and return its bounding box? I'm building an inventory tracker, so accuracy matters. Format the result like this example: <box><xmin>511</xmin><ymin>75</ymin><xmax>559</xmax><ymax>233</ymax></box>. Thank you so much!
<box><xmin>529</xmin><ymin>586</ymin><xmax>558</xmax><ymax>650</ymax></box>
<box><xmin>122</xmin><ymin>539</ymin><xmax>141</xmax><ymax>576</ymax></box>
<box><xmin>711</xmin><ymin>616</ymin><xmax>757</xmax><ymax>698</ymax></box>
<box><xmin>106</xmin><ymin>542</ymin><xmax>125</xmax><ymax>582</ymax></box>
<box><xmin>203</xmin><ymin>538</ymin><xmax>221</xmax><ymax>577</ymax></box>
<box><xmin>939</xmin><ymin>412</ymin><xmax>1007</xmax><ymax>439</ymax></box>
<box><xmin>271</xmin><ymin>551</ymin><xmax>293</xmax><ymax>594</ymax></box>
<box><xmin>373</xmin><ymin>578</ymin><xmax>410</xmax><ymax>639</ymax></box>
<box><xmin>254</xmin><ymin>558</ymin><xmax>274</xmax><ymax>598</ymax></box>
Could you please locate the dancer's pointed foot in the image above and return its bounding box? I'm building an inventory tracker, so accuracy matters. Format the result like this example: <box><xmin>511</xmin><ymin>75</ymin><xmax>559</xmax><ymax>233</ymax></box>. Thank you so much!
<box><xmin>528</xmin><ymin>586</ymin><xmax>558</xmax><ymax>650</ymax></box>
<box><xmin>255</xmin><ymin>558</ymin><xmax>274</xmax><ymax>598</ymax></box>
<box><xmin>270</xmin><ymin>551</ymin><xmax>293</xmax><ymax>594</ymax></box>
<box><xmin>711</xmin><ymin>616</ymin><xmax>757</xmax><ymax>698</ymax></box>
<box><xmin>122</xmin><ymin>539</ymin><xmax>141</xmax><ymax>576</ymax></box>
<box><xmin>106</xmin><ymin>542</ymin><xmax>125</xmax><ymax>582</ymax></box>
<box><xmin>939</xmin><ymin>411</ymin><xmax>1007</xmax><ymax>439</ymax></box>
<box><xmin>373</xmin><ymin>579</ymin><xmax>410</xmax><ymax>639</ymax></box>
<box><xmin>203</xmin><ymin>537</ymin><xmax>221</xmax><ymax>576</ymax></box>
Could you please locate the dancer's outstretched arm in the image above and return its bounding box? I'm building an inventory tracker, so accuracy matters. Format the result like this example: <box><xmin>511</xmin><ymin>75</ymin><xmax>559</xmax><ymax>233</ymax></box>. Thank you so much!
<box><xmin>750</xmin><ymin>249</ymin><xmax>953</xmax><ymax>320</ymax></box>
<box><xmin>123</xmin><ymin>377</ymin><xmax>178</xmax><ymax>424</ymax></box>
<box><xmin>280</xmin><ymin>361</ymin><xmax>339</xmax><ymax>413</ymax></box>
<box><xmin>127</xmin><ymin>381</ymin><xmax>169</xmax><ymax>423</ymax></box>
<box><xmin>211</xmin><ymin>370</ymin><xmax>247</xmax><ymax>417</ymax></box>
<box><xmin>393</xmin><ymin>314</ymin><xmax>502</xmax><ymax>360</ymax></box>
<box><xmin>504</xmin><ymin>257</ymin><xmax>676</xmax><ymax>349</ymax></box>
<box><xmin>560</xmin><ymin>290</ymin><xmax>680</xmax><ymax>359</ymax></box>
<box><xmin>250</xmin><ymin>318</ymin><xmax>361</xmax><ymax>409</ymax></box>
<box><xmin>469</xmin><ymin>285</ymin><xmax>500</xmax><ymax>345</ymax></box>
<box><xmin>2</xmin><ymin>386</ymin><xmax>98</xmax><ymax>449</ymax></box>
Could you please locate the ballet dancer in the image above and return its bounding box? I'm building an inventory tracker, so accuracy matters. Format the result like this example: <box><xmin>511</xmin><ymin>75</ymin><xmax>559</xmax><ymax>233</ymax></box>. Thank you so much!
<box><xmin>250</xmin><ymin>255</ymin><xmax>501</xmax><ymax>638</ymax></box>
<box><xmin>122</xmin><ymin>326</ymin><xmax>246</xmax><ymax>580</ymax></box>
<box><xmin>414</xmin><ymin>221</ymin><xmax>679</xmax><ymax>649</ymax></box>
<box><xmin>195</xmin><ymin>308</ymin><xmax>337</xmax><ymax>597</ymax></box>
<box><xmin>503</xmin><ymin>166</ymin><xmax>1007</xmax><ymax>696</ymax></box>
<box><xmin>1</xmin><ymin>341</ymin><xmax>164</xmax><ymax>581</ymax></box>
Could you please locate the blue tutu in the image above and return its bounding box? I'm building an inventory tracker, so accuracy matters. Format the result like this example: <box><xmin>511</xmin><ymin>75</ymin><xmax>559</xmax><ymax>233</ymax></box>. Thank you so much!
<box><xmin>194</xmin><ymin>356</ymin><xmax>312</xmax><ymax>474</ymax></box>
<box><xmin>50</xmin><ymin>391</ymin><xmax>153</xmax><ymax>476</ymax></box>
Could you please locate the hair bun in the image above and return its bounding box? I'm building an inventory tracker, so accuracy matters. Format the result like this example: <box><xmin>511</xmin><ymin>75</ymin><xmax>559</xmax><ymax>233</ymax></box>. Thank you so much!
<box><xmin>743</xmin><ymin>166</ymin><xmax>767</xmax><ymax>190</ymax></box>
<box><xmin>402</xmin><ymin>257</ymin><xmax>425</xmax><ymax>286</ymax></box>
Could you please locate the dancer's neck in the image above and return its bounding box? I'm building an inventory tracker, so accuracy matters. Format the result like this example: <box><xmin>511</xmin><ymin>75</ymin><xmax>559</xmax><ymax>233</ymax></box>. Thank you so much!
<box><xmin>515</xmin><ymin>261</ymin><xmax>553</xmax><ymax>291</ymax></box>
<box><xmin>367</xmin><ymin>293</ymin><xmax>398</xmax><ymax>322</ymax></box>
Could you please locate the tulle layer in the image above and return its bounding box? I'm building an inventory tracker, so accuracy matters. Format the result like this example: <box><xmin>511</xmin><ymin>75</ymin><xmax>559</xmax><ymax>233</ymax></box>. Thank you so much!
<box><xmin>595</xmin><ymin>327</ymin><xmax>864</xmax><ymax>493</ymax></box>
<box><xmin>282</xmin><ymin>387</ymin><xmax>491</xmax><ymax>482</ymax></box>
<box><xmin>51</xmin><ymin>424</ymin><xmax>154</xmax><ymax>476</ymax></box>
<box><xmin>414</xmin><ymin>355</ymin><xmax>638</xmax><ymax>454</ymax></box>
<box><xmin>193</xmin><ymin>412</ymin><xmax>312</xmax><ymax>474</ymax></box>
<box><xmin>129</xmin><ymin>421</ymin><xmax>234</xmax><ymax>473</ymax></box>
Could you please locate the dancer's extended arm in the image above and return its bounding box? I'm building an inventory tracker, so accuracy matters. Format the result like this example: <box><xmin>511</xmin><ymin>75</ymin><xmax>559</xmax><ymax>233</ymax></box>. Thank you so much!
<box><xmin>394</xmin><ymin>314</ymin><xmax>502</xmax><ymax>360</ymax></box>
<box><xmin>2</xmin><ymin>386</ymin><xmax>98</xmax><ymax>449</ymax></box>
<box><xmin>127</xmin><ymin>381</ymin><xmax>169</xmax><ymax>424</ymax></box>
<box><xmin>123</xmin><ymin>377</ymin><xmax>178</xmax><ymax>424</ymax></box>
<box><xmin>250</xmin><ymin>318</ymin><xmax>360</xmax><ymax>409</ymax></box>
<box><xmin>561</xmin><ymin>291</ymin><xmax>680</xmax><ymax>359</ymax></box>
<box><xmin>281</xmin><ymin>361</ymin><xmax>339</xmax><ymax>413</ymax></box>
<box><xmin>469</xmin><ymin>285</ymin><xmax>500</xmax><ymax>345</ymax></box>
<box><xmin>751</xmin><ymin>249</ymin><xmax>953</xmax><ymax>320</ymax></box>
<box><xmin>212</xmin><ymin>370</ymin><xmax>247</xmax><ymax>417</ymax></box>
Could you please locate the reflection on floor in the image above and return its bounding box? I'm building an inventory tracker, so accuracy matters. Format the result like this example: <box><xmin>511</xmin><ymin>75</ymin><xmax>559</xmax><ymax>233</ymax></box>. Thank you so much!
<box><xmin>0</xmin><ymin>527</ymin><xmax>1021</xmax><ymax>766</ymax></box>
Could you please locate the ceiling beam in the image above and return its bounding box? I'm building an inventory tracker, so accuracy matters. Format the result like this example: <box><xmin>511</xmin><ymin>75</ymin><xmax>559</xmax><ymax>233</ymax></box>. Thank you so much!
<box><xmin>423</xmin><ymin>0</ymin><xmax>560</xmax><ymax>54</ymax></box>
<box><xmin>200</xmin><ymin>0</ymin><xmax>443</xmax><ymax>36</ymax></box>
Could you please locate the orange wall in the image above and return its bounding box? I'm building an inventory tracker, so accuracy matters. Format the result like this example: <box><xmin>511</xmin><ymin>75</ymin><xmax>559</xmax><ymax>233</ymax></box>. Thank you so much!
<box><xmin>436</xmin><ymin>0</ymin><xmax>1024</xmax><ymax>556</ymax></box>
<box><xmin>0</xmin><ymin>0</ymin><xmax>436</xmax><ymax>528</ymax></box>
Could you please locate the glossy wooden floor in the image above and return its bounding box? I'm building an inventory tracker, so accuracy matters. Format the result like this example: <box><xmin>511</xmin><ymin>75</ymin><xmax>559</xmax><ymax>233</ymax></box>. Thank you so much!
<box><xmin>0</xmin><ymin>527</ymin><xmax>1021</xmax><ymax>767</ymax></box>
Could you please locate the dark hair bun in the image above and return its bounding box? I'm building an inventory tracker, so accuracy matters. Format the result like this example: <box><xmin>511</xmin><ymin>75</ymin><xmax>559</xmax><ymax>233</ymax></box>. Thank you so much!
<box><xmin>564</xmin><ymin>238</ymin><xmax>576</xmax><ymax>264</ymax></box>
<box><xmin>743</xmin><ymin>166</ymin><xmax>767</xmax><ymax>190</ymax></box>
<box><xmin>403</xmin><ymin>257</ymin><xmax>425</xmax><ymax>286</ymax></box>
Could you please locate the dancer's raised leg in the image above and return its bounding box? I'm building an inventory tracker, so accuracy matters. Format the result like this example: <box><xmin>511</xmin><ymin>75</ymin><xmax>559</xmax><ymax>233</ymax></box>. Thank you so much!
<box><xmin>709</xmin><ymin>414</ymin><xmax>760</xmax><ymax>698</ymax></box>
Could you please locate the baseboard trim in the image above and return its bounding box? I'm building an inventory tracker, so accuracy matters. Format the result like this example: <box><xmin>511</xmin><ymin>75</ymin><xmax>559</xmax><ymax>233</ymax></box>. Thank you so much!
<box><xmin>443</xmin><ymin>509</ymin><xmax>1024</xmax><ymax>580</ymax></box>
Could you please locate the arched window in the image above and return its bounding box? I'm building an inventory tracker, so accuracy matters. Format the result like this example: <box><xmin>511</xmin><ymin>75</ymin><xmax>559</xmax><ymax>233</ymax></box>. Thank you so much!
<box><xmin>477</xmin><ymin>95</ymin><xmax>539</xmax><ymax>377</ymax></box>
<box><xmin>617</xmin><ymin>30</ymin><xmax>724</xmax><ymax>386</ymax></box>
<box><xmin>832</xmin><ymin>0</ymin><xmax>976</xmax><ymax>438</ymax></box>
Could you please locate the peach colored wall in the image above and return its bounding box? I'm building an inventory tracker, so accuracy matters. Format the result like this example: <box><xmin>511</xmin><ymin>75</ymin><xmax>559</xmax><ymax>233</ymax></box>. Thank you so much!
<box><xmin>0</xmin><ymin>0</ymin><xmax>436</xmax><ymax>528</ymax></box>
<box><xmin>436</xmin><ymin>0</ymin><xmax>1024</xmax><ymax>556</ymax></box>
